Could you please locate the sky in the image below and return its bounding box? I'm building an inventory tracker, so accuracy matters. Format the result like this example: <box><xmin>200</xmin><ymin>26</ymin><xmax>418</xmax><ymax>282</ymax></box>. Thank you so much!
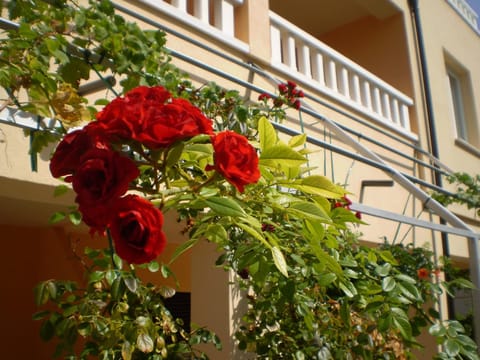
<box><xmin>467</xmin><ymin>0</ymin><xmax>480</xmax><ymax>18</ymax></box>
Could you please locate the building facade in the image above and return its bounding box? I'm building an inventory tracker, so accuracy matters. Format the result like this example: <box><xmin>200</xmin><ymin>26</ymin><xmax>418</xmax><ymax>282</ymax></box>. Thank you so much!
<box><xmin>0</xmin><ymin>0</ymin><xmax>479</xmax><ymax>358</ymax></box>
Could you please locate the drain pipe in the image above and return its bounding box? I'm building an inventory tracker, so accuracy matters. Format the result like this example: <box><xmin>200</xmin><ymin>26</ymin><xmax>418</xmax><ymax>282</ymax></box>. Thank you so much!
<box><xmin>408</xmin><ymin>0</ymin><xmax>480</xmax><ymax>347</ymax></box>
<box><xmin>407</xmin><ymin>0</ymin><xmax>455</xmax><ymax>317</ymax></box>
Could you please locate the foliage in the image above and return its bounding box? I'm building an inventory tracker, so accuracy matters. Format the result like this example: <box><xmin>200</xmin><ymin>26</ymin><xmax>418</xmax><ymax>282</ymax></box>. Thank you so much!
<box><xmin>432</xmin><ymin>172</ymin><xmax>480</xmax><ymax>217</ymax></box>
<box><xmin>34</xmin><ymin>248</ymin><xmax>221</xmax><ymax>359</ymax></box>
<box><xmin>1</xmin><ymin>1</ymin><xmax>479</xmax><ymax>360</ymax></box>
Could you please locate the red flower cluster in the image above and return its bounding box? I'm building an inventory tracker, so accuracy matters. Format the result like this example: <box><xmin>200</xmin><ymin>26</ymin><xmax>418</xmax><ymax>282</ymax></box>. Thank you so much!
<box><xmin>332</xmin><ymin>195</ymin><xmax>362</xmax><ymax>220</ymax></box>
<box><xmin>94</xmin><ymin>86</ymin><xmax>214</xmax><ymax>148</ymax></box>
<box><xmin>277</xmin><ymin>80</ymin><xmax>304</xmax><ymax>110</ymax></box>
<box><xmin>417</xmin><ymin>268</ymin><xmax>430</xmax><ymax>280</ymax></box>
<box><xmin>258</xmin><ymin>80</ymin><xmax>305</xmax><ymax>110</ymax></box>
<box><xmin>50</xmin><ymin>86</ymin><xmax>261</xmax><ymax>263</ymax></box>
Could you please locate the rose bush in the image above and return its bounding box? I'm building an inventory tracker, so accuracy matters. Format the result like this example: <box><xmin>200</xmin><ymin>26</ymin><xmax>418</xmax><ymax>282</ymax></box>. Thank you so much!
<box><xmin>2</xmin><ymin>1</ymin><xmax>478</xmax><ymax>359</ymax></box>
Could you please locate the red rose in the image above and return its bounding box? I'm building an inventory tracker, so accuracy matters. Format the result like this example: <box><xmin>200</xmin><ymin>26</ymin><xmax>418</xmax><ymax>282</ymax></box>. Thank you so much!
<box><xmin>72</xmin><ymin>148</ymin><xmax>139</xmax><ymax>206</ymax></box>
<box><xmin>136</xmin><ymin>98</ymin><xmax>214</xmax><ymax>149</ymax></box>
<box><xmin>95</xmin><ymin>86</ymin><xmax>213</xmax><ymax>148</ymax></box>
<box><xmin>95</xmin><ymin>86</ymin><xmax>171</xmax><ymax>143</ymax></box>
<box><xmin>78</xmin><ymin>202</ymin><xmax>112</xmax><ymax>234</ymax></box>
<box><xmin>49</xmin><ymin>125</ymin><xmax>107</xmax><ymax>179</ymax></box>
<box><xmin>109</xmin><ymin>195</ymin><xmax>167</xmax><ymax>264</ymax></box>
<box><xmin>208</xmin><ymin>131</ymin><xmax>260</xmax><ymax>192</ymax></box>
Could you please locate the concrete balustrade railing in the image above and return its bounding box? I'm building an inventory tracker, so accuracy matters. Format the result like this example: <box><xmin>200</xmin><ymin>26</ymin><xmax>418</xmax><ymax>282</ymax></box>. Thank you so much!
<box><xmin>137</xmin><ymin>0</ymin><xmax>248</xmax><ymax>52</ymax></box>
<box><xmin>446</xmin><ymin>0</ymin><xmax>479</xmax><ymax>31</ymax></box>
<box><xmin>269</xmin><ymin>11</ymin><xmax>415</xmax><ymax>137</ymax></box>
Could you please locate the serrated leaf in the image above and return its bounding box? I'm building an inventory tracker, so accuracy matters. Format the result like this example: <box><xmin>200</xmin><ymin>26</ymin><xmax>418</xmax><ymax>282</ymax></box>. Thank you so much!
<box><xmin>147</xmin><ymin>261</ymin><xmax>160</xmax><ymax>273</ymax></box>
<box><xmin>382</xmin><ymin>276</ymin><xmax>396</xmax><ymax>292</ymax></box>
<box><xmin>287</xmin><ymin>175</ymin><xmax>345</xmax><ymax>198</ymax></box>
<box><xmin>53</xmin><ymin>184</ymin><xmax>70</xmax><ymax>197</ymax></box>
<box><xmin>317</xmin><ymin>272</ymin><xmax>337</xmax><ymax>286</ymax></box>
<box><xmin>68</xmin><ymin>211</ymin><xmax>82</xmax><ymax>225</ymax></box>
<box><xmin>34</xmin><ymin>282</ymin><xmax>49</xmax><ymax>306</ymax></box>
<box><xmin>258</xmin><ymin>116</ymin><xmax>277</xmax><ymax>151</ymax></box>
<box><xmin>122</xmin><ymin>340</ymin><xmax>133</xmax><ymax>360</ymax></box>
<box><xmin>429</xmin><ymin>323</ymin><xmax>446</xmax><ymax>337</ymax></box>
<box><xmin>259</xmin><ymin>143</ymin><xmax>307</xmax><ymax>168</ymax></box>
<box><xmin>160</xmin><ymin>286</ymin><xmax>176</xmax><ymax>298</ymax></box>
<box><xmin>113</xmin><ymin>253</ymin><xmax>123</xmax><ymax>270</ymax></box>
<box><xmin>205</xmin><ymin>223</ymin><xmax>228</xmax><ymax>244</ymax></box>
<box><xmin>49</xmin><ymin>211</ymin><xmax>66</xmax><ymax>224</ymax></box>
<box><xmin>339</xmin><ymin>281</ymin><xmax>357</xmax><ymax>298</ymax></box>
<box><xmin>444</xmin><ymin>339</ymin><xmax>461</xmax><ymax>357</ymax></box>
<box><xmin>170</xmin><ymin>237</ymin><xmax>200</xmax><ymax>265</ymax></box>
<box><xmin>137</xmin><ymin>333</ymin><xmax>154</xmax><ymax>353</ymax></box>
<box><xmin>395</xmin><ymin>273</ymin><xmax>417</xmax><ymax>284</ymax></box>
<box><xmin>235</xmin><ymin>222</ymin><xmax>271</xmax><ymax>249</ymax></box>
<box><xmin>204</xmin><ymin>196</ymin><xmax>246</xmax><ymax>217</ymax></box>
<box><xmin>271</xmin><ymin>246</ymin><xmax>288</xmax><ymax>277</ymax></box>
<box><xmin>124</xmin><ymin>276</ymin><xmax>138</xmax><ymax>293</ymax></box>
<box><xmin>288</xmin><ymin>133</ymin><xmax>307</xmax><ymax>148</ymax></box>
<box><xmin>287</xmin><ymin>201</ymin><xmax>331</xmax><ymax>222</ymax></box>
<box><xmin>391</xmin><ymin>307</ymin><xmax>412</xmax><ymax>339</ymax></box>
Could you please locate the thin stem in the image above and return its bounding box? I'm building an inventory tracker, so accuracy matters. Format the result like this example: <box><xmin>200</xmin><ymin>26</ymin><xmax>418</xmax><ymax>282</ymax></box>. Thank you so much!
<box><xmin>106</xmin><ymin>228</ymin><xmax>119</xmax><ymax>270</ymax></box>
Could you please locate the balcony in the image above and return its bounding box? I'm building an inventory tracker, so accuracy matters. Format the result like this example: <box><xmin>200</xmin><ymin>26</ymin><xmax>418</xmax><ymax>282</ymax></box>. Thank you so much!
<box><xmin>131</xmin><ymin>0</ymin><xmax>415</xmax><ymax>139</ymax></box>
<box><xmin>446</xmin><ymin>0</ymin><xmax>479</xmax><ymax>32</ymax></box>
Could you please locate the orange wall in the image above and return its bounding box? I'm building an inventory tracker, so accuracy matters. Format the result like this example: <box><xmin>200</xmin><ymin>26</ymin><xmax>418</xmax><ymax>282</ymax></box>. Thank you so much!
<box><xmin>0</xmin><ymin>223</ymin><xmax>191</xmax><ymax>359</ymax></box>
<box><xmin>320</xmin><ymin>13</ymin><xmax>413</xmax><ymax>98</ymax></box>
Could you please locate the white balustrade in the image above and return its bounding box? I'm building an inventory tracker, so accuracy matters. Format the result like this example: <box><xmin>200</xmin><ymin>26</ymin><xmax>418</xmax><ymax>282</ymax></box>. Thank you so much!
<box><xmin>269</xmin><ymin>11</ymin><xmax>415</xmax><ymax>137</ymax></box>
<box><xmin>137</xmin><ymin>0</ymin><xmax>247</xmax><ymax>52</ymax></box>
<box><xmin>446</xmin><ymin>0</ymin><xmax>479</xmax><ymax>31</ymax></box>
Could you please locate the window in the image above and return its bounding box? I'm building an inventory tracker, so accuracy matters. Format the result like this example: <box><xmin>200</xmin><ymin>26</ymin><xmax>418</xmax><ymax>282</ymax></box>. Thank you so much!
<box><xmin>445</xmin><ymin>56</ymin><xmax>479</xmax><ymax>148</ymax></box>
<box><xmin>447</xmin><ymin>70</ymin><xmax>468</xmax><ymax>140</ymax></box>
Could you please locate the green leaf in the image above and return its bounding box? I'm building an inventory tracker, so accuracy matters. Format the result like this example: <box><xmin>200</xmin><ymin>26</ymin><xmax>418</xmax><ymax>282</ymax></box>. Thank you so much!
<box><xmin>375</xmin><ymin>263</ymin><xmax>392</xmax><ymax>277</ymax></box>
<box><xmin>204</xmin><ymin>224</ymin><xmax>228</xmax><ymax>244</ymax></box>
<box><xmin>166</xmin><ymin>142</ymin><xmax>184</xmax><ymax>167</ymax></box>
<box><xmin>287</xmin><ymin>201</ymin><xmax>331</xmax><ymax>222</ymax></box>
<box><xmin>170</xmin><ymin>237</ymin><xmax>200</xmax><ymax>265</ymax></box>
<box><xmin>258</xmin><ymin>116</ymin><xmax>277</xmax><ymax>151</ymax></box>
<box><xmin>378</xmin><ymin>250</ymin><xmax>398</xmax><ymax>265</ymax></box>
<box><xmin>68</xmin><ymin>211</ymin><xmax>82</xmax><ymax>226</ymax></box>
<box><xmin>34</xmin><ymin>282</ymin><xmax>50</xmax><ymax>306</ymax></box>
<box><xmin>137</xmin><ymin>333</ymin><xmax>154</xmax><ymax>353</ymax></box>
<box><xmin>53</xmin><ymin>184</ymin><xmax>70</xmax><ymax>197</ymax></box>
<box><xmin>391</xmin><ymin>307</ymin><xmax>412</xmax><ymax>339</ymax></box>
<box><xmin>317</xmin><ymin>272</ymin><xmax>337</xmax><ymax>286</ymax></box>
<box><xmin>122</xmin><ymin>341</ymin><xmax>133</xmax><ymax>360</ymax></box>
<box><xmin>113</xmin><ymin>253</ymin><xmax>123</xmax><ymax>270</ymax></box>
<box><xmin>49</xmin><ymin>211</ymin><xmax>66</xmax><ymax>224</ymax></box>
<box><xmin>339</xmin><ymin>280</ymin><xmax>357</xmax><ymax>298</ymax></box>
<box><xmin>40</xmin><ymin>320</ymin><xmax>55</xmax><ymax>341</ymax></box>
<box><xmin>32</xmin><ymin>310</ymin><xmax>50</xmax><ymax>321</ymax></box>
<box><xmin>147</xmin><ymin>261</ymin><xmax>160</xmax><ymax>272</ymax></box>
<box><xmin>271</xmin><ymin>246</ymin><xmax>288</xmax><ymax>277</ymax></box>
<box><xmin>394</xmin><ymin>273</ymin><xmax>417</xmax><ymax>284</ymax></box>
<box><xmin>235</xmin><ymin>222</ymin><xmax>271</xmax><ymax>249</ymax></box>
<box><xmin>284</xmin><ymin>175</ymin><xmax>345</xmax><ymax>198</ymax></box>
<box><xmin>382</xmin><ymin>276</ymin><xmax>396</xmax><ymax>292</ymax></box>
<box><xmin>259</xmin><ymin>143</ymin><xmax>307</xmax><ymax>168</ymax></box>
<box><xmin>288</xmin><ymin>133</ymin><xmax>307</xmax><ymax>148</ymax></box>
<box><xmin>124</xmin><ymin>276</ymin><xmax>138</xmax><ymax>293</ymax></box>
<box><xmin>444</xmin><ymin>339</ymin><xmax>461</xmax><ymax>357</ymax></box>
<box><xmin>204</xmin><ymin>196</ymin><xmax>246</xmax><ymax>217</ymax></box>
